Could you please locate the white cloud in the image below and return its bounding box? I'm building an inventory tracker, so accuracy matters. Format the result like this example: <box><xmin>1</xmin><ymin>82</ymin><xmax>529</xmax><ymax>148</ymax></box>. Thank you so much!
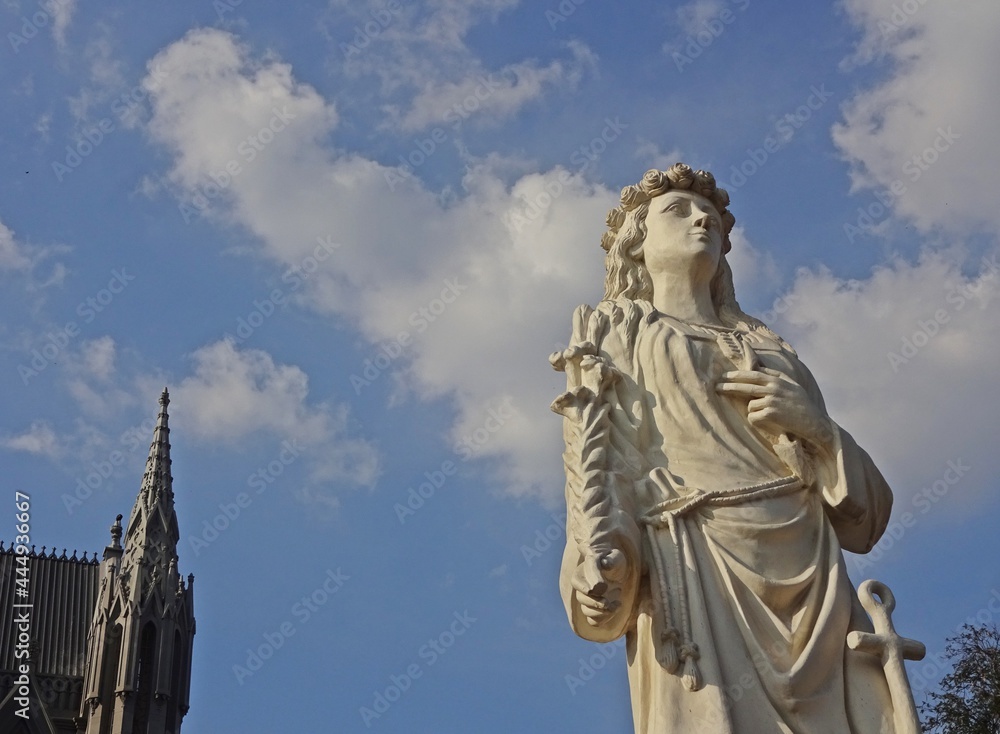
<box><xmin>772</xmin><ymin>248</ymin><xmax>1000</xmax><ymax>513</ymax></box>
<box><xmin>50</xmin><ymin>0</ymin><xmax>76</xmax><ymax>50</ymax></box>
<box><xmin>141</xmin><ymin>29</ymin><xmax>619</xmax><ymax>501</ymax></box>
<box><xmin>328</xmin><ymin>1</ymin><xmax>596</xmax><ymax>132</ymax></box>
<box><xmin>7</xmin><ymin>333</ymin><xmax>376</xmax><ymax>506</ymax></box>
<box><xmin>174</xmin><ymin>339</ymin><xmax>325</xmax><ymax>442</ymax></box>
<box><xmin>828</xmin><ymin>0</ymin><xmax>1000</xmax><ymax>518</ymax></box>
<box><xmin>727</xmin><ymin>226</ymin><xmax>782</xmax><ymax>302</ymax></box>
<box><xmin>58</xmin><ymin>337</ymin><xmax>133</xmax><ymax>422</ymax></box>
<box><xmin>68</xmin><ymin>31</ymin><xmax>127</xmax><ymax>124</ymax></box>
<box><xmin>632</xmin><ymin>141</ymin><xmax>684</xmax><ymax>174</ymax></box>
<box><xmin>143</xmin><ymin>29</ymin><xmax>335</xmax><ymax>193</ymax></box>
<box><xmin>674</xmin><ymin>0</ymin><xmax>727</xmax><ymax>37</ymax></box>
<box><xmin>0</xmin><ymin>219</ymin><xmax>33</xmax><ymax>271</ymax></box>
<box><xmin>662</xmin><ymin>0</ymin><xmax>736</xmax><ymax>55</ymax></box>
<box><xmin>34</xmin><ymin>112</ymin><xmax>51</xmax><ymax>141</ymax></box>
<box><xmin>0</xmin><ymin>217</ymin><xmax>67</xmax><ymax>287</ymax></box>
<box><xmin>142</xmin><ymin>27</ymin><xmax>1000</xmax><ymax>520</ymax></box>
<box><xmin>834</xmin><ymin>0</ymin><xmax>1000</xmax><ymax>236</ymax></box>
<box><xmin>391</xmin><ymin>42</ymin><xmax>597</xmax><ymax>132</ymax></box>
<box><xmin>1</xmin><ymin>421</ymin><xmax>60</xmax><ymax>458</ymax></box>
<box><xmin>172</xmin><ymin>339</ymin><xmax>380</xmax><ymax>489</ymax></box>
<box><xmin>79</xmin><ymin>335</ymin><xmax>116</xmax><ymax>379</ymax></box>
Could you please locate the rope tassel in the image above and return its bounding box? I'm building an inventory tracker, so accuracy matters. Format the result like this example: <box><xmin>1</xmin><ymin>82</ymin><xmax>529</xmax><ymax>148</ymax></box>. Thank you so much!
<box><xmin>659</xmin><ymin>631</ymin><xmax>680</xmax><ymax>673</ymax></box>
<box><xmin>643</xmin><ymin>515</ymin><xmax>705</xmax><ymax>691</ymax></box>
<box><xmin>646</xmin><ymin>525</ymin><xmax>680</xmax><ymax>673</ymax></box>
<box><xmin>680</xmin><ymin>643</ymin><xmax>702</xmax><ymax>691</ymax></box>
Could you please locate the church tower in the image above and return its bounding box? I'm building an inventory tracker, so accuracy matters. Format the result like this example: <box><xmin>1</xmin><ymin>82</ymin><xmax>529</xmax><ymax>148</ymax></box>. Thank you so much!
<box><xmin>78</xmin><ymin>389</ymin><xmax>195</xmax><ymax>734</ymax></box>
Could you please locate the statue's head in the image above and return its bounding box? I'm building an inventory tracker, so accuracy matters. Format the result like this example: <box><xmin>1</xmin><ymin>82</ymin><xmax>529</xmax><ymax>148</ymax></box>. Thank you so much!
<box><xmin>602</xmin><ymin>163</ymin><xmax>758</xmax><ymax>332</ymax></box>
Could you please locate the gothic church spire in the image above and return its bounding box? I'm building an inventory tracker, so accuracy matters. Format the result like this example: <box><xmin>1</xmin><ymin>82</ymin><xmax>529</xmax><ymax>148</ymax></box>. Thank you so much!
<box><xmin>79</xmin><ymin>388</ymin><xmax>195</xmax><ymax>734</ymax></box>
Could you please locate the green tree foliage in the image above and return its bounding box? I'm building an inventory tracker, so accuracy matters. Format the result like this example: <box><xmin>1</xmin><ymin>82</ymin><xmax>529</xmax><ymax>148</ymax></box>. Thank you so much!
<box><xmin>920</xmin><ymin>624</ymin><xmax>1000</xmax><ymax>733</ymax></box>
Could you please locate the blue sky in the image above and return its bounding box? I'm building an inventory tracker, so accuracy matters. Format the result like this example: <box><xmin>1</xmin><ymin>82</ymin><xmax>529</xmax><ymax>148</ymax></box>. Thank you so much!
<box><xmin>2</xmin><ymin>0</ymin><xmax>999</xmax><ymax>731</ymax></box>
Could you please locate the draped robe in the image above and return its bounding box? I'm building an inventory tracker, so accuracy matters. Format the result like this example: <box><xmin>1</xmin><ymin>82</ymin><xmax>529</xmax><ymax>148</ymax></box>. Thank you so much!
<box><xmin>558</xmin><ymin>299</ymin><xmax>898</xmax><ymax>733</ymax></box>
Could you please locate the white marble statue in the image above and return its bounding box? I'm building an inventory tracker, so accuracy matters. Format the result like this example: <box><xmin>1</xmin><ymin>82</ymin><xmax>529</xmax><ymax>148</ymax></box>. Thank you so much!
<box><xmin>551</xmin><ymin>164</ymin><xmax>924</xmax><ymax>733</ymax></box>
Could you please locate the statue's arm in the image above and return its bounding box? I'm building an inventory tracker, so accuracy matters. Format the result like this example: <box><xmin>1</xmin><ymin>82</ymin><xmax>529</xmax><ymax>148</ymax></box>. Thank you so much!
<box><xmin>558</xmin><ymin>513</ymin><xmax>641</xmax><ymax>642</ymax></box>
<box><xmin>553</xmin><ymin>301</ymin><xmax>645</xmax><ymax>642</ymax></box>
<box><xmin>794</xmin><ymin>359</ymin><xmax>893</xmax><ymax>553</ymax></box>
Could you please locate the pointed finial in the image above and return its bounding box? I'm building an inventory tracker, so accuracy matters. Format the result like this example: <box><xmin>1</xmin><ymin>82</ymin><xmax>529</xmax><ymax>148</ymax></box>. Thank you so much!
<box><xmin>155</xmin><ymin>388</ymin><xmax>170</xmax><ymax>431</ymax></box>
<box><xmin>110</xmin><ymin>514</ymin><xmax>123</xmax><ymax>549</ymax></box>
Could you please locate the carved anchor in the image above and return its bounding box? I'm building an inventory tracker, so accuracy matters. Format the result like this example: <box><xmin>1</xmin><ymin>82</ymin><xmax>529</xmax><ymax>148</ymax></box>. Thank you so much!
<box><xmin>848</xmin><ymin>580</ymin><xmax>926</xmax><ymax>734</ymax></box>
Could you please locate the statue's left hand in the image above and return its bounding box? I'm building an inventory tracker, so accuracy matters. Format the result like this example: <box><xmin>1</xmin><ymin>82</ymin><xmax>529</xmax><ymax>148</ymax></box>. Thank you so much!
<box><xmin>716</xmin><ymin>368</ymin><xmax>833</xmax><ymax>448</ymax></box>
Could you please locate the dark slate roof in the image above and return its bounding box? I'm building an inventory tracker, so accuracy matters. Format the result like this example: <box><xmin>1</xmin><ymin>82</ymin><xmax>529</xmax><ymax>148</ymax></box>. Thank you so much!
<box><xmin>0</xmin><ymin>545</ymin><xmax>100</xmax><ymax>678</ymax></box>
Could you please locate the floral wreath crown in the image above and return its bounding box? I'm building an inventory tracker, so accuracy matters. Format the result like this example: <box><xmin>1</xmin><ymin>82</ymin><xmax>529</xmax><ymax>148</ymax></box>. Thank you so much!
<box><xmin>601</xmin><ymin>163</ymin><xmax>736</xmax><ymax>254</ymax></box>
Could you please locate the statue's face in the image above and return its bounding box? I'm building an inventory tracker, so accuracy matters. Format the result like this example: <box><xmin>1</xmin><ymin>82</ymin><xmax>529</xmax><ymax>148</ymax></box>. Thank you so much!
<box><xmin>641</xmin><ymin>190</ymin><xmax>724</xmax><ymax>278</ymax></box>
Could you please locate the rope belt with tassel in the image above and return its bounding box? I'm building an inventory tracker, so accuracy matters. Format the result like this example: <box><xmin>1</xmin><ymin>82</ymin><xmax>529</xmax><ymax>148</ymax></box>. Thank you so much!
<box><xmin>638</xmin><ymin>473</ymin><xmax>804</xmax><ymax>691</ymax></box>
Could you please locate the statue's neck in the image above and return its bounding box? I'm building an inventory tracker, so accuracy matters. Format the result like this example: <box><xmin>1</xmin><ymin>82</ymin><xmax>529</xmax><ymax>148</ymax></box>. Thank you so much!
<box><xmin>650</xmin><ymin>271</ymin><xmax>721</xmax><ymax>326</ymax></box>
